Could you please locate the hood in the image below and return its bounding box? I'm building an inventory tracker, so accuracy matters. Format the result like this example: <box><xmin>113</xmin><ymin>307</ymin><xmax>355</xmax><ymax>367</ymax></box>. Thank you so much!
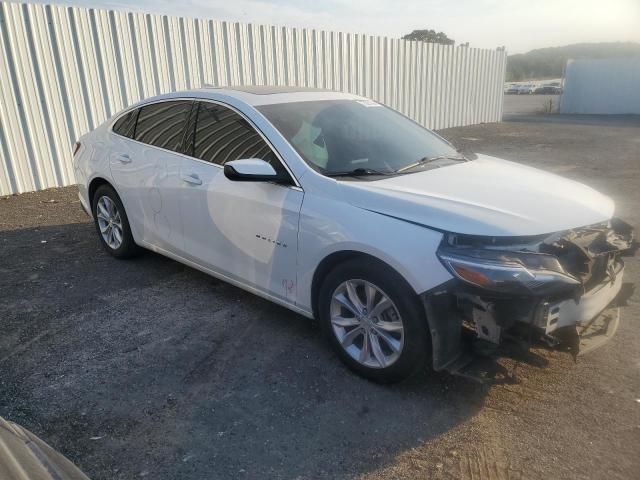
<box><xmin>340</xmin><ymin>155</ymin><xmax>614</xmax><ymax>236</ymax></box>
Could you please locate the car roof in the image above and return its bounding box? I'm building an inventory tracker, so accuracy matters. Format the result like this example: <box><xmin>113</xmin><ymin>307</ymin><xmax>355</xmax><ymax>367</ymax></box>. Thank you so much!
<box><xmin>213</xmin><ymin>85</ymin><xmax>331</xmax><ymax>95</ymax></box>
<box><xmin>144</xmin><ymin>85</ymin><xmax>365</xmax><ymax>107</ymax></box>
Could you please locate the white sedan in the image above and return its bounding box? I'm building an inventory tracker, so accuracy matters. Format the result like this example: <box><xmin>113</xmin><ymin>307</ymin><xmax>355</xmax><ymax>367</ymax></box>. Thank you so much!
<box><xmin>74</xmin><ymin>86</ymin><xmax>633</xmax><ymax>383</ymax></box>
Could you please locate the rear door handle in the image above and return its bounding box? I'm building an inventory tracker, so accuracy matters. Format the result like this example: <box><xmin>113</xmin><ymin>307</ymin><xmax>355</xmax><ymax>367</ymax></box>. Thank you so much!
<box><xmin>181</xmin><ymin>173</ymin><xmax>202</xmax><ymax>185</ymax></box>
<box><xmin>115</xmin><ymin>153</ymin><xmax>131</xmax><ymax>164</ymax></box>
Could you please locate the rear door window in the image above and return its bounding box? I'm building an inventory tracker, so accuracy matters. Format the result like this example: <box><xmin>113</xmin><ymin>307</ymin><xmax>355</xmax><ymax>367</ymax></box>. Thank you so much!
<box><xmin>134</xmin><ymin>100</ymin><xmax>192</xmax><ymax>153</ymax></box>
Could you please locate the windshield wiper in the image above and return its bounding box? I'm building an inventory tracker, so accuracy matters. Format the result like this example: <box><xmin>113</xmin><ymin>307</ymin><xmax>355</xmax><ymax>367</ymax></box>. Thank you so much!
<box><xmin>325</xmin><ymin>168</ymin><xmax>395</xmax><ymax>178</ymax></box>
<box><xmin>396</xmin><ymin>154</ymin><xmax>466</xmax><ymax>173</ymax></box>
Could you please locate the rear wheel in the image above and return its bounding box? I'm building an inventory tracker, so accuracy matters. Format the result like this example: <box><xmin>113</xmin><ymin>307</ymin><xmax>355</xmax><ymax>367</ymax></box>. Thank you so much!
<box><xmin>318</xmin><ymin>258</ymin><xmax>430</xmax><ymax>383</ymax></box>
<box><xmin>92</xmin><ymin>184</ymin><xmax>140</xmax><ymax>258</ymax></box>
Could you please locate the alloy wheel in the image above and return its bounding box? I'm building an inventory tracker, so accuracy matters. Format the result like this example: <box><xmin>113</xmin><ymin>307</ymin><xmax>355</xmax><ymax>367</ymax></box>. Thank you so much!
<box><xmin>329</xmin><ymin>279</ymin><xmax>405</xmax><ymax>368</ymax></box>
<box><xmin>96</xmin><ymin>196</ymin><xmax>123</xmax><ymax>250</ymax></box>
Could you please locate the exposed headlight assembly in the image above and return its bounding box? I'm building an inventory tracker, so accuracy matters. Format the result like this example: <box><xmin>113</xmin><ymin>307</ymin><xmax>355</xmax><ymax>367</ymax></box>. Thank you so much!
<box><xmin>437</xmin><ymin>245</ymin><xmax>581</xmax><ymax>295</ymax></box>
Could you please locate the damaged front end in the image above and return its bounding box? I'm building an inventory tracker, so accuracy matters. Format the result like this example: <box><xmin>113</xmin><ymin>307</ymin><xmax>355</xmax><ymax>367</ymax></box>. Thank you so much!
<box><xmin>423</xmin><ymin>218</ymin><xmax>636</xmax><ymax>377</ymax></box>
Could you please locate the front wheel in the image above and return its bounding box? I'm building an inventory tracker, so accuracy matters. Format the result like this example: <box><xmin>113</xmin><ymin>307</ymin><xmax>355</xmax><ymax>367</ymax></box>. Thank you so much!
<box><xmin>318</xmin><ymin>258</ymin><xmax>430</xmax><ymax>383</ymax></box>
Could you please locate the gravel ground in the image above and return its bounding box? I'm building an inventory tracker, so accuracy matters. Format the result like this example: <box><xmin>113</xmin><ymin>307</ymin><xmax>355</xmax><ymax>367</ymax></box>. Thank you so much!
<box><xmin>1</xmin><ymin>110</ymin><xmax>639</xmax><ymax>479</ymax></box>
<box><xmin>503</xmin><ymin>93</ymin><xmax>560</xmax><ymax>115</ymax></box>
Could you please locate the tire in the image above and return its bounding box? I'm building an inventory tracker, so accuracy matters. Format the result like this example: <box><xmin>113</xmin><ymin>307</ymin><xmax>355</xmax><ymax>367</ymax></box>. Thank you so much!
<box><xmin>318</xmin><ymin>258</ymin><xmax>430</xmax><ymax>383</ymax></box>
<box><xmin>92</xmin><ymin>184</ymin><xmax>140</xmax><ymax>259</ymax></box>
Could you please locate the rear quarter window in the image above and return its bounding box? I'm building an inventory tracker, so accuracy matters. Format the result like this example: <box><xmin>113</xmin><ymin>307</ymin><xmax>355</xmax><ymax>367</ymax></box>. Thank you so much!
<box><xmin>112</xmin><ymin>109</ymin><xmax>138</xmax><ymax>138</ymax></box>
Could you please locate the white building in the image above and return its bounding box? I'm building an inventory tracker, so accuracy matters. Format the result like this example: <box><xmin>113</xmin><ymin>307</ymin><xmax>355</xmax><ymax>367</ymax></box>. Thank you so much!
<box><xmin>560</xmin><ymin>58</ymin><xmax>640</xmax><ymax>114</ymax></box>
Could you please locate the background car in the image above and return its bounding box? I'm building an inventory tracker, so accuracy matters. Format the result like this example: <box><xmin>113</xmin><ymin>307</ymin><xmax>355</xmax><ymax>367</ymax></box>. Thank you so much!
<box><xmin>534</xmin><ymin>85</ymin><xmax>563</xmax><ymax>94</ymax></box>
<box><xmin>505</xmin><ymin>83</ymin><xmax>520</xmax><ymax>94</ymax></box>
<box><xmin>517</xmin><ymin>83</ymin><xmax>537</xmax><ymax>94</ymax></box>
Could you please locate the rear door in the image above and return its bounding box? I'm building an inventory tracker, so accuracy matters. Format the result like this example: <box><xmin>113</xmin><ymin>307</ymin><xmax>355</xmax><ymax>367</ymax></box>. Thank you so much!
<box><xmin>109</xmin><ymin>100</ymin><xmax>192</xmax><ymax>253</ymax></box>
<box><xmin>179</xmin><ymin>101</ymin><xmax>304</xmax><ymax>303</ymax></box>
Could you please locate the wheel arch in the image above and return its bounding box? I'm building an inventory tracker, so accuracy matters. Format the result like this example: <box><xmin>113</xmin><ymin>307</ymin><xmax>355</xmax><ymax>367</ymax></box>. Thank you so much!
<box><xmin>88</xmin><ymin>176</ymin><xmax>113</xmax><ymax>208</ymax></box>
<box><xmin>310</xmin><ymin>250</ymin><xmax>418</xmax><ymax>320</ymax></box>
<box><xmin>87</xmin><ymin>177</ymin><xmax>137</xmax><ymax>242</ymax></box>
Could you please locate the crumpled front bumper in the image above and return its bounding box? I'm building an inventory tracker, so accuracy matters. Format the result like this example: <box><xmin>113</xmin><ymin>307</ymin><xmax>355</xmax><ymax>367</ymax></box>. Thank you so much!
<box><xmin>537</xmin><ymin>262</ymin><xmax>624</xmax><ymax>352</ymax></box>
<box><xmin>421</xmin><ymin>266</ymin><xmax>628</xmax><ymax>379</ymax></box>
<box><xmin>421</xmin><ymin>218</ymin><xmax>635</xmax><ymax>376</ymax></box>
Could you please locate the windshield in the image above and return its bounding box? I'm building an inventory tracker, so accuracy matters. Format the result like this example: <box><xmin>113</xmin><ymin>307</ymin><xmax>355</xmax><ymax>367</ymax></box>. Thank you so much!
<box><xmin>257</xmin><ymin>100</ymin><xmax>459</xmax><ymax>177</ymax></box>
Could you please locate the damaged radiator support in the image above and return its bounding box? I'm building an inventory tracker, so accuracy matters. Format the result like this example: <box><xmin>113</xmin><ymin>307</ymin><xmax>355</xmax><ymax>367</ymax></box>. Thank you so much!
<box><xmin>539</xmin><ymin>217</ymin><xmax>634</xmax><ymax>290</ymax></box>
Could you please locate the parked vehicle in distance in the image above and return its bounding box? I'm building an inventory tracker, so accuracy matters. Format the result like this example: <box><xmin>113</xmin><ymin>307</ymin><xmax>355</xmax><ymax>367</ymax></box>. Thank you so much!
<box><xmin>517</xmin><ymin>83</ymin><xmax>536</xmax><ymax>94</ymax></box>
<box><xmin>505</xmin><ymin>83</ymin><xmax>520</xmax><ymax>94</ymax></box>
<box><xmin>74</xmin><ymin>86</ymin><xmax>635</xmax><ymax>383</ymax></box>
<box><xmin>534</xmin><ymin>85</ymin><xmax>563</xmax><ymax>94</ymax></box>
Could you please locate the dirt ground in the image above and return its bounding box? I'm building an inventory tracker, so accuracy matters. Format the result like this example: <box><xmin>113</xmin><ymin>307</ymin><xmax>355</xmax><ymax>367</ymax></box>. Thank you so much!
<box><xmin>502</xmin><ymin>93</ymin><xmax>559</xmax><ymax>115</ymax></box>
<box><xmin>1</xmin><ymin>109</ymin><xmax>639</xmax><ymax>479</ymax></box>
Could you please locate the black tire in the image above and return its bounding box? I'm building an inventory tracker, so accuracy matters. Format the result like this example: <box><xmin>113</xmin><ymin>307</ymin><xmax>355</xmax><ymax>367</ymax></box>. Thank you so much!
<box><xmin>318</xmin><ymin>257</ymin><xmax>430</xmax><ymax>383</ymax></box>
<box><xmin>92</xmin><ymin>184</ymin><xmax>140</xmax><ymax>259</ymax></box>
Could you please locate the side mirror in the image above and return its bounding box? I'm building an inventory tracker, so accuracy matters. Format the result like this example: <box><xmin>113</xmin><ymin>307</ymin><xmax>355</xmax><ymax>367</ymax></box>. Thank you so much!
<box><xmin>223</xmin><ymin>159</ymin><xmax>290</xmax><ymax>184</ymax></box>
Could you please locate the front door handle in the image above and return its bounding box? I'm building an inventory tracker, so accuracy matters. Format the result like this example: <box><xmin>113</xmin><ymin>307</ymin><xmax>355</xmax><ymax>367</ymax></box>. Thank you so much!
<box><xmin>115</xmin><ymin>153</ymin><xmax>131</xmax><ymax>164</ymax></box>
<box><xmin>181</xmin><ymin>173</ymin><xmax>202</xmax><ymax>185</ymax></box>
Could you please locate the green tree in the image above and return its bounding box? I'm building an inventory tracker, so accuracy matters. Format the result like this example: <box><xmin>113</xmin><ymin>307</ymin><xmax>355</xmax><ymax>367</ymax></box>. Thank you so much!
<box><xmin>506</xmin><ymin>42</ymin><xmax>640</xmax><ymax>81</ymax></box>
<box><xmin>402</xmin><ymin>29</ymin><xmax>454</xmax><ymax>45</ymax></box>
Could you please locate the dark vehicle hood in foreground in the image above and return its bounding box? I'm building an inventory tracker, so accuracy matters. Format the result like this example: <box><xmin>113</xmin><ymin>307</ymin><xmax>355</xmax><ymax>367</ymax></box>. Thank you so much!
<box><xmin>0</xmin><ymin>417</ymin><xmax>89</xmax><ymax>480</ymax></box>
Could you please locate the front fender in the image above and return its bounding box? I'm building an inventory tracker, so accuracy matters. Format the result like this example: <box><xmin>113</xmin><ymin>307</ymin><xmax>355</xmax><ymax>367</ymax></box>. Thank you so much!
<box><xmin>297</xmin><ymin>192</ymin><xmax>453</xmax><ymax>312</ymax></box>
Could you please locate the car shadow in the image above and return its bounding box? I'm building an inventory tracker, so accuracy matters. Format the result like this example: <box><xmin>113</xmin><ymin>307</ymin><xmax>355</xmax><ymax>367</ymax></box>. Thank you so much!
<box><xmin>1</xmin><ymin>222</ymin><xmax>493</xmax><ymax>479</ymax></box>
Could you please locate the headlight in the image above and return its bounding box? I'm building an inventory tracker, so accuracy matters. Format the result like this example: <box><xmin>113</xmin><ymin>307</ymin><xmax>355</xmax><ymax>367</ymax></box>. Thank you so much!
<box><xmin>437</xmin><ymin>246</ymin><xmax>580</xmax><ymax>295</ymax></box>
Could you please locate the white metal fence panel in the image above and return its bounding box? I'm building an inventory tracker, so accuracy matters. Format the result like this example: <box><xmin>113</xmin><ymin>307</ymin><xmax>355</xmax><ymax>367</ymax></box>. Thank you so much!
<box><xmin>0</xmin><ymin>1</ymin><xmax>507</xmax><ymax>195</ymax></box>
<box><xmin>560</xmin><ymin>58</ymin><xmax>640</xmax><ymax>115</ymax></box>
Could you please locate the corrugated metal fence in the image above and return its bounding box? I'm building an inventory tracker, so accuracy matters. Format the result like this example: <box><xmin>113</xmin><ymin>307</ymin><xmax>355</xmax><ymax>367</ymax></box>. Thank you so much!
<box><xmin>0</xmin><ymin>1</ymin><xmax>507</xmax><ymax>195</ymax></box>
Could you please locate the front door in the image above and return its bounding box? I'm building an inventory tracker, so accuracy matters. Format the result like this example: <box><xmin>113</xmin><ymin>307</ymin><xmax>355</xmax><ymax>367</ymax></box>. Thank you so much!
<box><xmin>179</xmin><ymin>101</ymin><xmax>303</xmax><ymax>304</ymax></box>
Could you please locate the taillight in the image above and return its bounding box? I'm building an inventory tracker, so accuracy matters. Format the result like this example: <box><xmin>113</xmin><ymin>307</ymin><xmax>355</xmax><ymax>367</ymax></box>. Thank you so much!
<box><xmin>72</xmin><ymin>141</ymin><xmax>81</xmax><ymax>156</ymax></box>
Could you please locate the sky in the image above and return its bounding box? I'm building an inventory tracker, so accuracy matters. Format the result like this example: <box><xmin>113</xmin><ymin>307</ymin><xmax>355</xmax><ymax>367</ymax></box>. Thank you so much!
<box><xmin>16</xmin><ymin>0</ymin><xmax>640</xmax><ymax>53</ymax></box>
